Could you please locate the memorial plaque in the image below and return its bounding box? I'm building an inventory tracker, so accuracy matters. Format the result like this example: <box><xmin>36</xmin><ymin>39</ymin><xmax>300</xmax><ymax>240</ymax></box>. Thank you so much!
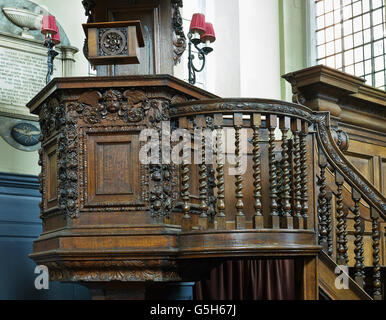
<box><xmin>0</xmin><ymin>46</ymin><xmax>46</xmax><ymax>110</ymax></box>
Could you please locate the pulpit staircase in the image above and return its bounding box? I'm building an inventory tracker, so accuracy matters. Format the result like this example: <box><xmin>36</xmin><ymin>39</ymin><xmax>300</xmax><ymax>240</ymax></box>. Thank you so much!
<box><xmin>28</xmin><ymin>74</ymin><xmax>385</xmax><ymax>300</ymax></box>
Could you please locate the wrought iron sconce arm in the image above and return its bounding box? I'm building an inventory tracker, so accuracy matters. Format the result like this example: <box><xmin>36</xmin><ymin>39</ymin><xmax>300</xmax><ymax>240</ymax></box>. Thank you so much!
<box><xmin>187</xmin><ymin>32</ymin><xmax>212</xmax><ymax>85</ymax></box>
<box><xmin>44</xmin><ymin>35</ymin><xmax>59</xmax><ymax>84</ymax></box>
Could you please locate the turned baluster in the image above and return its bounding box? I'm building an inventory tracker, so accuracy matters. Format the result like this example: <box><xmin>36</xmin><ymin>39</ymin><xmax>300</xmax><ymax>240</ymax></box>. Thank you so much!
<box><xmin>318</xmin><ymin>151</ymin><xmax>328</xmax><ymax>252</ymax></box>
<box><xmin>279</xmin><ymin>116</ymin><xmax>293</xmax><ymax>229</ymax></box>
<box><xmin>234</xmin><ymin>113</ymin><xmax>245</xmax><ymax>229</ymax></box>
<box><xmin>326</xmin><ymin>190</ymin><xmax>333</xmax><ymax>257</ymax></box>
<box><xmin>180</xmin><ymin>117</ymin><xmax>192</xmax><ymax>231</ymax></box>
<box><xmin>214</xmin><ymin>114</ymin><xmax>226</xmax><ymax>230</ymax></box>
<box><xmin>252</xmin><ymin>114</ymin><xmax>263</xmax><ymax>229</ymax></box>
<box><xmin>370</xmin><ymin>207</ymin><xmax>382</xmax><ymax>300</ymax></box>
<box><xmin>196</xmin><ymin>115</ymin><xmax>208</xmax><ymax>230</ymax></box>
<box><xmin>335</xmin><ymin>172</ymin><xmax>347</xmax><ymax>265</ymax></box>
<box><xmin>300</xmin><ymin>122</ymin><xmax>309</xmax><ymax>229</ymax></box>
<box><xmin>352</xmin><ymin>188</ymin><xmax>365</xmax><ymax>288</ymax></box>
<box><xmin>268</xmin><ymin>115</ymin><xmax>280</xmax><ymax>228</ymax></box>
<box><xmin>291</xmin><ymin>118</ymin><xmax>303</xmax><ymax>229</ymax></box>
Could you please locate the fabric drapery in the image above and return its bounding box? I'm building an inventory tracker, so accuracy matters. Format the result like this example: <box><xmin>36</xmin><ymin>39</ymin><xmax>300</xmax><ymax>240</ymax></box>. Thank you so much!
<box><xmin>194</xmin><ymin>258</ymin><xmax>302</xmax><ymax>300</ymax></box>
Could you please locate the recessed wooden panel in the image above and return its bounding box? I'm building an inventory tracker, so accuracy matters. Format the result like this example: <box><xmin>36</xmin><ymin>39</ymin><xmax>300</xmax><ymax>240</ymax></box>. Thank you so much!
<box><xmin>96</xmin><ymin>142</ymin><xmax>133</xmax><ymax>195</ymax></box>
<box><xmin>86</xmin><ymin>133</ymin><xmax>142</xmax><ymax>207</ymax></box>
<box><xmin>345</xmin><ymin>152</ymin><xmax>373</xmax><ymax>184</ymax></box>
<box><xmin>45</xmin><ymin>143</ymin><xmax>58</xmax><ymax>210</ymax></box>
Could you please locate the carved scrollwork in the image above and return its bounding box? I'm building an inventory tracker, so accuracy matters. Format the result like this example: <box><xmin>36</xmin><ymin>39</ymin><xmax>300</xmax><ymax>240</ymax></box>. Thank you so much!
<box><xmin>57</xmin><ymin>106</ymin><xmax>79</xmax><ymax>219</ymax></box>
<box><xmin>45</xmin><ymin>259</ymin><xmax>181</xmax><ymax>282</ymax></box>
<box><xmin>331</xmin><ymin>128</ymin><xmax>349</xmax><ymax>152</ymax></box>
<box><xmin>73</xmin><ymin>89</ymin><xmax>171</xmax><ymax>126</ymax></box>
<box><xmin>283</xmin><ymin>73</ymin><xmax>307</xmax><ymax>105</ymax></box>
<box><xmin>171</xmin><ymin>0</ymin><xmax>186</xmax><ymax>65</ymax></box>
<box><xmin>149</xmin><ymin>164</ymin><xmax>176</xmax><ymax>219</ymax></box>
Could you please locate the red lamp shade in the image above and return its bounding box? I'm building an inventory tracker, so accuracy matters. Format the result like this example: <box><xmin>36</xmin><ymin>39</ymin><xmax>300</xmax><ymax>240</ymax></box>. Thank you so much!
<box><xmin>41</xmin><ymin>15</ymin><xmax>58</xmax><ymax>35</ymax></box>
<box><xmin>189</xmin><ymin>13</ymin><xmax>206</xmax><ymax>35</ymax></box>
<box><xmin>201</xmin><ymin>22</ymin><xmax>216</xmax><ymax>43</ymax></box>
<box><xmin>51</xmin><ymin>25</ymin><xmax>61</xmax><ymax>45</ymax></box>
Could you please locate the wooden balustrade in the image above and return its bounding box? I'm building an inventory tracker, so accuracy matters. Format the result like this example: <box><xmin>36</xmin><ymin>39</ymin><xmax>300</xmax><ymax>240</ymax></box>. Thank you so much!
<box><xmin>315</xmin><ymin>134</ymin><xmax>386</xmax><ymax>299</ymax></box>
<box><xmin>170</xmin><ymin>100</ymin><xmax>316</xmax><ymax>233</ymax></box>
<box><xmin>170</xmin><ymin>98</ymin><xmax>385</xmax><ymax>299</ymax></box>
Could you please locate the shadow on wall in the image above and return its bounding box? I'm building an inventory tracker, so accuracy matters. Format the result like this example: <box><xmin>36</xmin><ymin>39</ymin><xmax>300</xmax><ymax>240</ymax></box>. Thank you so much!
<box><xmin>0</xmin><ymin>172</ymin><xmax>90</xmax><ymax>299</ymax></box>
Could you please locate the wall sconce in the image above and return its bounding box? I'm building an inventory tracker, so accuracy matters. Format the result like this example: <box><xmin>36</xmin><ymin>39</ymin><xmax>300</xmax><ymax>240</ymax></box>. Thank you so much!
<box><xmin>188</xmin><ymin>13</ymin><xmax>216</xmax><ymax>85</ymax></box>
<box><xmin>41</xmin><ymin>15</ymin><xmax>60</xmax><ymax>83</ymax></box>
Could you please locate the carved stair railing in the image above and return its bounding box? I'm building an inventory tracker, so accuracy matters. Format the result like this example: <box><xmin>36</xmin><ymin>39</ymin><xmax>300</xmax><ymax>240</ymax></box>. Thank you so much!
<box><xmin>170</xmin><ymin>99</ymin><xmax>385</xmax><ymax>299</ymax></box>
<box><xmin>313</xmin><ymin>113</ymin><xmax>385</xmax><ymax>300</ymax></box>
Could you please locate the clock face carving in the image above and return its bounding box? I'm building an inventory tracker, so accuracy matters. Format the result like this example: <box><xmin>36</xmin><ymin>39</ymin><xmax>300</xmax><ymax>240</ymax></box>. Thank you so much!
<box><xmin>11</xmin><ymin>123</ymin><xmax>40</xmax><ymax>146</ymax></box>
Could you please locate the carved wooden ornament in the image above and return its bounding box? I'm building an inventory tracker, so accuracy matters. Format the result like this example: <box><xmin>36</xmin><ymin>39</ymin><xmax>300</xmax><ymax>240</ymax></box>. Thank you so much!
<box><xmin>83</xmin><ymin>21</ymin><xmax>145</xmax><ymax>65</ymax></box>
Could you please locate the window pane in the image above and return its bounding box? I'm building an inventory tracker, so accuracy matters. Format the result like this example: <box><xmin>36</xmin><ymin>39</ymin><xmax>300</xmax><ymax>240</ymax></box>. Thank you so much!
<box><xmin>335</xmin><ymin>39</ymin><xmax>343</xmax><ymax>52</ymax></box>
<box><xmin>362</xmin><ymin>0</ymin><xmax>370</xmax><ymax>12</ymax></box>
<box><xmin>326</xmin><ymin>41</ymin><xmax>335</xmax><ymax>56</ymax></box>
<box><xmin>344</xmin><ymin>35</ymin><xmax>354</xmax><ymax>49</ymax></box>
<box><xmin>364</xmin><ymin>59</ymin><xmax>372</xmax><ymax>73</ymax></box>
<box><xmin>374</xmin><ymin>55</ymin><xmax>385</xmax><ymax>71</ymax></box>
<box><xmin>364</xmin><ymin>44</ymin><xmax>371</xmax><ymax>60</ymax></box>
<box><xmin>335</xmin><ymin>24</ymin><xmax>342</xmax><ymax>38</ymax></box>
<box><xmin>354</xmin><ymin>47</ymin><xmax>363</xmax><ymax>62</ymax></box>
<box><xmin>318</xmin><ymin>45</ymin><xmax>326</xmax><ymax>58</ymax></box>
<box><xmin>363</xmin><ymin>28</ymin><xmax>371</xmax><ymax>43</ymax></box>
<box><xmin>354</xmin><ymin>31</ymin><xmax>363</xmax><ymax>46</ymax></box>
<box><xmin>336</xmin><ymin>53</ymin><xmax>343</xmax><ymax>68</ymax></box>
<box><xmin>326</xmin><ymin>11</ymin><xmax>334</xmax><ymax>26</ymax></box>
<box><xmin>325</xmin><ymin>0</ymin><xmax>333</xmax><ymax>12</ymax></box>
<box><xmin>373</xmin><ymin>25</ymin><xmax>383</xmax><ymax>41</ymax></box>
<box><xmin>317</xmin><ymin>1</ymin><xmax>325</xmax><ymax>16</ymax></box>
<box><xmin>317</xmin><ymin>30</ymin><xmax>326</xmax><ymax>44</ymax></box>
<box><xmin>365</xmin><ymin>74</ymin><xmax>373</xmax><ymax>85</ymax></box>
<box><xmin>314</xmin><ymin>0</ymin><xmax>386</xmax><ymax>90</ymax></box>
<box><xmin>353</xmin><ymin>16</ymin><xmax>362</xmax><ymax>32</ymax></box>
<box><xmin>375</xmin><ymin>71</ymin><xmax>385</xmax><ymax>87</ymax></box>
<box><xmin>346</xmin><ymin>64</ymin><xmax>355</xmax><ymax>74</ymax></box>
<box><xmin>343</xmin><ymin>20</ymin><xmax>353</xmax><ymax>35</ymax></box>
<box><xmin>326</xmin><ymin>26</ymin><xmax>334</xmax><ymax>42</ymax></box>
<box><xmin>345</xmin><ymin>49</ymin><xmax>354</xmax><ymax>65</ymax></box>
<box><xmin>372</xmin><ymin>0</ymin><xmax>383</xmax><ymax>9</ymax></box>
<box><xmin>326</xmin><ymin>55</ymin><xmax>335</xmax><ymax>67</ymax></box>
<box><xmin>353</xmin><ymin>1</ymin><xmax>362</xmax><ymax>16</ymax></box>
<box><xmin>374</xmin><ymin>40</ymin><xmax>384</xmax><ymax>56</ymax></box>
<box><xmin>355</xmin><ymin>62</ymin><xmax>364</xmax><ymax>76</ymax></box>
<box><xmin>343</xmin><ymin>5</ymin><xmax>353</xmax><ymax>20</ymax></box>
<box><xmin>362</xmin><ymin>13</ymin><xmax>370</xmax><ymax>29</ymax></box>
<box><xmin>372</xmin><ymin>9</ymin><xmax>383</xmax><ymax>25</ymax></box>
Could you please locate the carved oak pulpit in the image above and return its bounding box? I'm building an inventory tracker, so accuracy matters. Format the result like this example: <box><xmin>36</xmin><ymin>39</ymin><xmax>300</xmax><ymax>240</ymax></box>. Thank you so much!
<box><xmin>28</xmin><ymin>75</ymin><xmax>216</xmax><ymax>298</ymax></box>
<box><xmin>29</xmin><ymin>0</ymin><xmax>386</xmax><ymax>301</ymax></box>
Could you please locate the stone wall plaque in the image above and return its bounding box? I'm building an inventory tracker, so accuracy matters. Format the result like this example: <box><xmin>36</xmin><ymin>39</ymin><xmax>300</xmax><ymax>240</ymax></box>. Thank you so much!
<box><xmin>0</xmin><ymin>45</ymin><xmax>46</xmax><ymax>108</ymax></box>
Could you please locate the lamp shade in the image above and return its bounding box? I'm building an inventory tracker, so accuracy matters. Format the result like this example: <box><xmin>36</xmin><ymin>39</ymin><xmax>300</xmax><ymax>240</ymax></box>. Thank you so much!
<box><xmin>41</xmin><ymin>15</ymin><xmax>57</xmax><ymax>35</ymax></box>
<box><xmin>189</xmin><ymin>13</ymin><xmax>206</xmax><ymax>35</ymax></box>
<box><xmin>201</xmin><ymin>22</ymin><xmax>216</xmax><ymax>43</ymax></box>
<box><xmin>51</xmin><ymin>24</ymin><xmax>61</xmax><ymax>44</ymax></box>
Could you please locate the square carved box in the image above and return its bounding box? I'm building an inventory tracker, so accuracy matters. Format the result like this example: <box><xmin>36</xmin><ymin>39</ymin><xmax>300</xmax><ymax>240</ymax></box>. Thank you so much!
<box><xmin>83</xmin><ymin>21</ymin><xmax>145</xmax><ymax>65</ymax></box>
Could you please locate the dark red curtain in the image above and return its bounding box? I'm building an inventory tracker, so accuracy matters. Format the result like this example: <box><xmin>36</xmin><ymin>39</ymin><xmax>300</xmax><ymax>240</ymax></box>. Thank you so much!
<box><xmin>194</xmin><ymin>258</ymin><xmax>302</xmax><ymax>300</ymax></box>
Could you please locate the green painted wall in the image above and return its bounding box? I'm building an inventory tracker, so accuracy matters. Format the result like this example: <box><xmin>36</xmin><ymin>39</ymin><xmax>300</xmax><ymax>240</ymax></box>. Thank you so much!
<box><xmin>279</xmin><ymin>0</ymin><xmax>308</xmax><ymax>102</ymax></box>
